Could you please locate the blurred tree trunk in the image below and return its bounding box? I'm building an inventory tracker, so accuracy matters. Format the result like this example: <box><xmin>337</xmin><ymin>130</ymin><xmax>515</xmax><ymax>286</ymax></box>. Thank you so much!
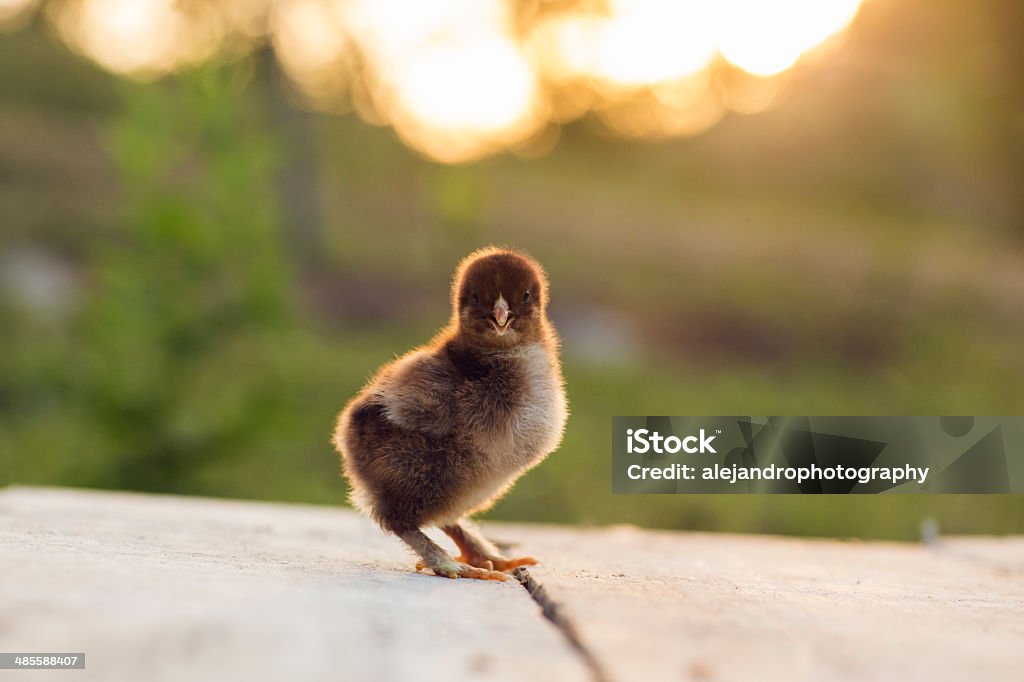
<box><xmin>259</xmin><ymin>47</ymin><xmax>326</xmax><ymax>272</ymax></box>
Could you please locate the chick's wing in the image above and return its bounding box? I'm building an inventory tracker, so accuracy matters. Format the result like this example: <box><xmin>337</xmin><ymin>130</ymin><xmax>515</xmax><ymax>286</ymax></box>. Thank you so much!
<box><xmin>375</xmin><ymin>350</ymin><xmax>460</xmax><ymax>437</ymax></box>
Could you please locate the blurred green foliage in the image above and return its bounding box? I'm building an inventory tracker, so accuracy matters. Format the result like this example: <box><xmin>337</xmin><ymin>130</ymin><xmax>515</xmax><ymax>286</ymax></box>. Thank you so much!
<box><xmin>2</xmin><ymin>15</ymin><xmax>1024</xmax><ymax>540</ymax></box>
<box><xmin>2</xmin><ymin>64</ymin><xmax>297</xmax><ymax>492</ymax></box>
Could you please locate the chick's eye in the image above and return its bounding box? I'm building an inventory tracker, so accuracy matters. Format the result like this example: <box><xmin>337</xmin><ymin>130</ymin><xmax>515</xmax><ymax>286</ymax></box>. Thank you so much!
<box><xmin>522</xmin><ymin>291</ymin><xmax>531</xmax><ymax>304</ymax></box>
<box><xmin>471</xmin><ymin>292</ymin><xmax>479</xmax><ymax>304</ymax></box>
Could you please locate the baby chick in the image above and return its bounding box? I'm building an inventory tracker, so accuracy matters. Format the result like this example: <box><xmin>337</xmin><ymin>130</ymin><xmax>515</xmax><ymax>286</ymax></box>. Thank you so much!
<box><xmin>334</xmin><ymin>247</ymin><xmax>568</xmax><ymax>581</ymax></box>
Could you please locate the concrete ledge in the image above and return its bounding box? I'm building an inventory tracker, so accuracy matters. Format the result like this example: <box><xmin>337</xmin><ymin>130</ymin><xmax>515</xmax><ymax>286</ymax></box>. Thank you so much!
<box><xmin>0</xmin><ymin>487</ymin><xmax>587</xmax><ymax>682</ymax></box>
<box><xmin>2</xmin><ymin>486</ymin><xmax>1022</xmax><ymax>681</ymax></box>
<box><xmin>510</xmin><ymin>522</ymin><xmax>1024</xmax><ymax>681</ymax></box>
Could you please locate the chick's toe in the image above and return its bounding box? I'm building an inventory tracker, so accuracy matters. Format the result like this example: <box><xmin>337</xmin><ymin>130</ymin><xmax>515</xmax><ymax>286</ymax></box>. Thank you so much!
<box><xmin>454</xmin><ymin>554</ymin><xmax>538</xmax><ymax>572</ymax></box>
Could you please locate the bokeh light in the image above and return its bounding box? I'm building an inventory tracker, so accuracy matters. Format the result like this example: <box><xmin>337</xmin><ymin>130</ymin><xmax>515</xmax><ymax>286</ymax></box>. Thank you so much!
<box><xmin>343</xmin><ymin>0</ymin><xmax>544</xmax><ymax>163</ymax></box>
<box><xmin>717</xmin><ymin>0</ymin><xmax>862</xmax><ymax>76</ymax></box>
<box><xmin>51</xmin><ymin>0</ymin><xmax>227</xmax><ymax>77</ymax></box>
<box><xmin>0</xmin><ymin>0</ymin><xmax>37</xmax><ymax>27</ymax></box>
<box><xmin>270</xmin><ymin>0</ymin><xmax>352</xmax><ymax>110</ymax></box>
<box><xmin>26</xmin><ymin>0</ymin><xmax>865</xmax><ymax>160</ymax></box>
<box><xmin>531</xmin><ymin>1</ymin><xmax>718</xmax><ymax>90</ymax></box>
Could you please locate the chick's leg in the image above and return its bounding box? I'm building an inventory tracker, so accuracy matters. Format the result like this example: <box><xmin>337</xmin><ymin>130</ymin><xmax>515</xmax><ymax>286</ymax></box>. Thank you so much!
<box><xmin>441</xmin><ymin>521</ymin><xmax>538</xmax><ymax>572</ymax></box>
<box><xmin>398</xmin><ymin>528</ymin><xmax>508</xmax><ymax>581</ymax></box>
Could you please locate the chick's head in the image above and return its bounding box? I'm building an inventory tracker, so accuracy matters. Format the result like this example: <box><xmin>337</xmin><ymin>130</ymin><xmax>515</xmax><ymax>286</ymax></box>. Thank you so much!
<box><xmin>452</xmin><ymin>248</ymin><xmax>549</xmax><ymax>348</ymax></box>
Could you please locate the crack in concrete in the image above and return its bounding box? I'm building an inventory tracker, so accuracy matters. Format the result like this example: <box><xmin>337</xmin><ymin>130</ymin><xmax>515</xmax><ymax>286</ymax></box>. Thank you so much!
<box><xmin>513</xmin><ymin>568</ymin><xmax>611</xmax><ymax>682</ymax></box>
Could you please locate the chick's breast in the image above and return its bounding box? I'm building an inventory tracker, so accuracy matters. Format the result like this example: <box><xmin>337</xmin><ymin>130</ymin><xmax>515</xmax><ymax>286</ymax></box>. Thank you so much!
<box><xmin>464</xmin><ymin>342</ymin><xmax>567</xmax><ymax>470</ymax></box>
<box><xmin>432</xmin><ymin>341</ymin><xmax>562</xmax><ymax>519</ymax></box>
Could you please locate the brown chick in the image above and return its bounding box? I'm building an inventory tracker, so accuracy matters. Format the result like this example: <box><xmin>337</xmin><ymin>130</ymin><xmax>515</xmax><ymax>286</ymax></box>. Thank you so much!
<box><xmin>333</xmin><ymin>247</ymin><xmax>568</xmax><ymax>581</ymax></box>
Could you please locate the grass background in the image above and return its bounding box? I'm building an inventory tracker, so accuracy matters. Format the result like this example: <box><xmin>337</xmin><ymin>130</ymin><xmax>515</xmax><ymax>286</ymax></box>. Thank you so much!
<box><xmin>2</xmin><ymin>2</ymin><xmax>1024</xmax><ymax>540</ymax></box>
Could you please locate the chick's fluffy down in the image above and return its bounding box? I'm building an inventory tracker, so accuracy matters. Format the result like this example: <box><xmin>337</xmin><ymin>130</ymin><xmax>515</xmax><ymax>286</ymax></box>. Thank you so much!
<box><xmin>334</xmin><ymin>248</ymin><xmax>567</xmax><ymax>533</ymax></box>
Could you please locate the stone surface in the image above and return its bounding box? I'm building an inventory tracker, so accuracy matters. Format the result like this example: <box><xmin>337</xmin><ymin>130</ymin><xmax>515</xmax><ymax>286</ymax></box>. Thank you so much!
<box><xmin>0</xmin><ymin>487</ymin><xmax>587</xmax><ymax>682</ymax></box>
<box><xmin>506</xmin><ymin>522</ymin><xmax>1024</xmax><ymax>682</ymax></box>
<box><xmin>2</xmin><ymin>486</ymin><xmax>1021</xmax><ymax>682</ymax></box>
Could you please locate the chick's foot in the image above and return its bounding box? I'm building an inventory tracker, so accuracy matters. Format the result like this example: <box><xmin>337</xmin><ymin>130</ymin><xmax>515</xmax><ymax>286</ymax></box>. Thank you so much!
<box><xmin>414</xmin><ymin>557</ymin><xmax>509</xmax><ymax>581</ymax></box>
<box><xmin>441</xmin><ymin>522</ymin><xmax>538</xmax><ymax>572</ymax></box>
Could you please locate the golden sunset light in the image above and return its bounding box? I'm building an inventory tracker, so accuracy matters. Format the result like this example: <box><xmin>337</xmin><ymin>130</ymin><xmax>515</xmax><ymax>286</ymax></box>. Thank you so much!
<box><xmin>385</xmin><ymin>40</ymin><xmax>544</xmax><ymax>163</ymax></box>
<box><xmin>547</xmin><ymin>1</ymin><xmax>719</xmax><ymax>89</ymax></box>
<box><xmin>342</xmin><ymin>0</ymin><xmax>544</xmax><ymax>162</ymax></box>
<box><xmin>5</xmin><ymin>0</ymin><xmax>867</xmax><ymax>160</ymax></box>
<box><xmin>717</xmin><ymin>0</ymin><xmax>863</xmax><ymax>76</ymax></box>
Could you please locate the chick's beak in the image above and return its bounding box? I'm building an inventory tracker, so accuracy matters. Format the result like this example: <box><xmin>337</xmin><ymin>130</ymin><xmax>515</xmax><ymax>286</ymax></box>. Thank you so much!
<box><xmin>493</xmin><ymin>295</ymin><xmax>510</xmax><ymax>326</ymax></box>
